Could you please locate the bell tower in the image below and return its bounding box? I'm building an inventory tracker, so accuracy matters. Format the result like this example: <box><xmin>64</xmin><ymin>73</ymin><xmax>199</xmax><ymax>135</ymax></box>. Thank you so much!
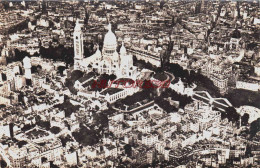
<box><xmin>74</xmin><ymin>19</ymin><xmax>84</xmax><ymax>70</ymax></box>
<box><xmin>23</xmin><ymin>56</ymin><xmax>32</xmax><ymax>86</ymax></box>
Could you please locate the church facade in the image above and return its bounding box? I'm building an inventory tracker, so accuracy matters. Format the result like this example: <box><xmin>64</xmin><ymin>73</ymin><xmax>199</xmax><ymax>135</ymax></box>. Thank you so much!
<box><xmin>73</xmin><ymin>20</ymin><xmax>137</xmax><ymax>79</ymax></box>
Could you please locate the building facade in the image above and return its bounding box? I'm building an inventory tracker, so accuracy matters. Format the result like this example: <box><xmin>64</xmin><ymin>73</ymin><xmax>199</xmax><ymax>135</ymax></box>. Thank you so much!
<box><xmin>74</xmin><ymin>21</ymin><xmax>137</xmax><ymax>79</ymax></box>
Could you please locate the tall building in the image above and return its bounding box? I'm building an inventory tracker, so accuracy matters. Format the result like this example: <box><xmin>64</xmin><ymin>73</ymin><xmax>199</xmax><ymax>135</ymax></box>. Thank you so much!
<box><xmin>23</xmin><ymin>56</ymin><xmax>32</xmax><ymax>85</ymax></box>
<box><xmin>0</xmin><ymin>46</ymin><xmax>7</xmax><ymax>65</ymax></box>
<box><xmin>74</xmin><ymin>19</ymin><xmax>84</xmax><ymax>70</ymax></box>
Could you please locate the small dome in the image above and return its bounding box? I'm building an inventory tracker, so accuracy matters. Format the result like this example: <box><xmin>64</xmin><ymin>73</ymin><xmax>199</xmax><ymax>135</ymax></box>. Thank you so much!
<box><xmin>95</xmin><ymin>45</ymin><xmax>101</xmax><ymax>57</ymax></box>
<box><xmin>120</xmin><ymin>42</ymin><xmax>126</xmax><ymax>55</ymax></box>
<box><xmin>103</xmin><ymin>23</ymin><xmax>117</xmax><ymax>51</ymax></box>
<box><xmin>23</xmin><ymin>56</ymin><xmax>31</xmax><ymax>68</ymax></box>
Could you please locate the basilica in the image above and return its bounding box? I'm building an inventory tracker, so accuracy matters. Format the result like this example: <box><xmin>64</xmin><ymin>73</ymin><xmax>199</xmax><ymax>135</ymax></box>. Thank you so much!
<box><xmin>73</xmin><ymin>20</ymin><xmax>137</xmax><ymax>79</ymax></box>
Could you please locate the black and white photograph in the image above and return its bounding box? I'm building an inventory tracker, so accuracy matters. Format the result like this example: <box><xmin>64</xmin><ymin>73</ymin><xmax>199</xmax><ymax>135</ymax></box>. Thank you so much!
<box><xmin>0</xmin><ymin>0</ymin><xmax>259</xmax><ymax>167</ymax></box>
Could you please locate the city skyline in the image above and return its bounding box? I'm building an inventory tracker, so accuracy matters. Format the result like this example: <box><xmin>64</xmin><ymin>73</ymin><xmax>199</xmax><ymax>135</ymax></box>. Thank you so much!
<box><xmin>0</xmin><ymin>0</ymin><xmax>259</xmax><ymax>167</ymax></box>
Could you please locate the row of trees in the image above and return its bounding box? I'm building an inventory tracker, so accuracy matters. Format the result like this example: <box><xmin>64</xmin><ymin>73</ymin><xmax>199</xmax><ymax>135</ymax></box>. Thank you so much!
<box><xmin>225</xmin><ymin>89</ymin><xmax>260</xmax><ymax>109</ymax></box>
<box><xmin>6</xmin><ymin>49</ymin><xmax>31</xmax><ymax>63</ymax></box>
<box><xmin>39</xmin><ymin>45</ymin><xmax>74</xmax><ymax>66</ymax></box>
<box><xmin>165</xmin><ymin>63</ymin><xmax>221</xmax><ymax>97</ymax></box>
<box><xmin>222</xmin><ymin>107</ymin><xmax>260</xmax><ymax>139</ymax></box>
<box><xmin>114</xmin><ymin>89</ymin><xmax>154</xmax><ymax>109</ymax></box>
<box><xmin>11</xmin><ymin>40</ymin><xmax>95</xmax><ymax>67</ymax></box>
<box><xmin>64</xmin><ymin>70</ymin><xmax>84</xmax><ymax>95</ymax></box>
<box><xmin>133</xmin><ymin>56</ymin><xmax>158</xmax><ymax>72</ymax></box>
<box><xmin>72</xmin><ymin>124</ymin><xmax>99</xmax><ymax>146</ymax></box>
<box><xmin>6</xmin><ymin>19</ymin><xmax>29</xmax><ymax>35</ymax></box>
<box><xmin>221</xmin><ymin>107</ymin><xmax>240</xmax><ymax>126</ymax></box>
<box><xmin>250</xmin><ymin>118</ymin><xmax>260</xmax><ymax>139</ymax></box>
<box><xmin>161</xmin><ymin>88</ymin><xmax>193</xmax><ymax>109</ymax></box>
<box><xmin>134</xmin><ymin>58</ymin><xmax>221</xmax><ymax>97</ymax></box>
<box><xmin>154</xmin><ymin>97</ymin><xmax>178</xmax><ymax>113</ymax></box>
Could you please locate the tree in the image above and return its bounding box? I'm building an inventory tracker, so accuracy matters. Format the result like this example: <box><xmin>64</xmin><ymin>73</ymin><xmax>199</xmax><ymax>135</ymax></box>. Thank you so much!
<box><xmin>160</xmin><ymin>50</ymin><xmax>166</xmax><ymax>69</ymax></box>
<box><xmin>109</xmin><ymin>74</ymin><xmax>117</xmax><ymax>81</ymax></box>
<box><xmin>7</xmin><ymin>19</ymin><xmax>29</xmax><ymax>34</ymax></box>
<box><xmin>85</xmin><ymin>9</ymin><xmax>90</xmax><ymax>25</ymax></box>
<box><xmin>160</xmin><ymin>41</ymin><xmax>173</xmax><ymax>70</ymax></box>
<box><xmin>71</xmin><ymin>70</ymin><xmax>84</xmax><ymax>81</ymax></box>
<box><xmin>0</xmin><ymin>159</ymin><xmax>7</xmax><ymax>168</ymax></box>
<box><xmin>36</xmin><ymin>120</ymin><xmax>50</xmax><ymax>130</ymax></box>
<box><xmin>72</xmin><ymin>126</ymin><xmax>99</xmax><ymax>146</ymax></box>
<box><xmin>17</xmin><ymin>140</ymin><xmax>27</xmax><ymax>148</ymax></box>
<box><xmin>245</xmin><ymin>145</ymin><xmax>252</xmax><ymax>157</ymax></box>
<box><xmin>41</xmin><ymin>157</ymin><xmax>47</xmax><ymax>163</ymax></box>
<box><xmin>159</xmin><ymin>88</ymin><xmax>192</xmax><ymax>109</ymax></box>
<box><xmin>133</xmin><ymin>56</ymin><xmax>157</xmax><ymax>72</ymax></box>
<box><xmin>250</xmin><ymin>118</ymin><xmax>260</xmax><ymax>138</ymax></box>
<box><xmin>50</xmin><ymin>161</ymin><xmax>59</xmax><ymax>168</ymax></box>
<box><xmin>124</xmin><ymin>144</ymin><xmax>132</xmax><ymax>157</ymax></box>
<box><xmin>50</xmin><ymin>126</ymin><xmax>61</xmax><ymax>134</ymax></box>
<box><xmin>31</xmin><ymin>65</ymin><xmax>38</xmax><ymax>74</ymax></box>
<box><xmin>95</xmin><ymin>105</ymin><xmax>99</xmax><ymax>111</ymax></box>
<box><xmin>57</xmin><ymin>66</ymin><xmax>66</xmax><ymax>75</ymax></box>
<box><xmin>21</xmin><ymin>124</ymin><xmax>36</xmax><ymax>132</ymax></box>
<box><xmin>241</xmin><ymin>113</ymin><xmax>249</xmax><ymax>126</ymax></box>
<box><xmin>1</xmin><ymin>73</ymin><xmax>7</xmax><ymax>81</ymax></box>
<box><xmin>65</xmin><ymin>79</ymin><xmax>77</xmax><ymax>95</ymax></box>
<box><xmin>12</xmin><ymin>49</ymin><xmax>30</xmax><ymax>62</ymax></box>
<box><xmin>59</xmin><ymin>135</ymin><xmax>73</xmax><ymax>147</ymax></box>
<box><xmin>222</xmin><ymin>107</ymin><xmax>240</xmax><ymax>127</ymax></box>
<box><xmin>225</xmin><ymin>89</ymin><xmax>260</xmax><ymax>109</ymax></box>
<box><xmin>154</xmin><ymin>97</ymin><xmax>177</xmax><ymax>113</ymax></box>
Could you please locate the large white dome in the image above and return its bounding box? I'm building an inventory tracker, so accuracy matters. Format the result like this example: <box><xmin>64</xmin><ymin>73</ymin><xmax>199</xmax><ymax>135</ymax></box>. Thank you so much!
<box><xmin>103</xmin><ymin>23</ymin><xmax>117</xmax><ymax>51</ymax></box>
